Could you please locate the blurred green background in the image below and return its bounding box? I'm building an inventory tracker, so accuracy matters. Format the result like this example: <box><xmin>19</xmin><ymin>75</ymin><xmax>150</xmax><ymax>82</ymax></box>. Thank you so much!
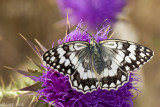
<box><xmin>0</xmin><ymin>0</ymin><xmax>159</xmax><ymax>107</ymax></box>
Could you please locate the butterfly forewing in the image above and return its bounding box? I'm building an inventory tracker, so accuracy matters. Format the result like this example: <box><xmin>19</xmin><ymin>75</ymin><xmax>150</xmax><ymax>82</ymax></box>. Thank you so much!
<box><xmin>100</xmin><ymin>39</ymin><xmax>154</xmax><ymax>72</ymax></box>
<box><xmin>43</xmin><ymin>41</ymin><xmax>89</xmax><ymax>76</ymax></box>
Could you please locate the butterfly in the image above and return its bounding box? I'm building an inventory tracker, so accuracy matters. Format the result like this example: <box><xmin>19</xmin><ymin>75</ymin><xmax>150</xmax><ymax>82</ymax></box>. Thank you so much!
<box><xmin>43</xmin><ymin>37</ymin><xmax>154</xmax><ymax>93</ymax></box>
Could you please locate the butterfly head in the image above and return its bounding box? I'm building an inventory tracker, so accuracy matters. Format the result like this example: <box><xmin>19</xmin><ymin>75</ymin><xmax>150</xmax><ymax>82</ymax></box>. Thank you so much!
<box><xmin>90</xmin><ymin>37</ymin><xmax>100</xmax><ymax>55</ymax></box>
<box><xmin>90</xmin><ymin>37</ymin><xmax>96</xmax><ymax>44</ymax></box>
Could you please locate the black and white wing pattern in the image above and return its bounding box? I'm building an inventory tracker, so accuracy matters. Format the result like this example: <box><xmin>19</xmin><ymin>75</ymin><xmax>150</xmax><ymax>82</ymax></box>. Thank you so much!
<box><xmin>70</xmin><ymin>52</ymin><xmax>99</xmax><ymax>93</ymax></box>
<box><xmin>43</xmin><ymin>38</ymin><xmax>154</xmax><ymax>93</ymax></box>
<box><xmin>99</xmin><ymin>39</ymin><xmax>154</xmax><ymax>90</ymax></box>
<box><xmin>43</xmin><ymin>41</ymin><xmax>89</xmax><ymax>76</ymax></box>
<box><xmin>43</xmin><ymin>41</ymin><xmax>99</xmax><ymax>93</ymax></box>
<box><xmin>99</xmin><ymin>52</ymin><xmax>129</xmax><ymax>90</ymax></box>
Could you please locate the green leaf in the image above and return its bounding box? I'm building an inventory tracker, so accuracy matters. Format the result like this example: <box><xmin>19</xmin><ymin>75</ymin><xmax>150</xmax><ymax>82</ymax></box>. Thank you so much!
<box><xmin>19</xmin><ymin>82</ymin><xmax>43</xmax><ymax>92</ymax></box>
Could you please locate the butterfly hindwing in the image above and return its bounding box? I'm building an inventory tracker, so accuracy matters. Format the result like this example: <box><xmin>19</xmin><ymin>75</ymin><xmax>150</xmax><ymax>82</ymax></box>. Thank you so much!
<box><xmin>99</xmin><ymin>50</ymin><xmax>129</xmax><ymax>90</ymax></box>
<box><xmin>70</xmin><ymin>53</ymin><xmax>99</xmax><ymax>93</ymax></box>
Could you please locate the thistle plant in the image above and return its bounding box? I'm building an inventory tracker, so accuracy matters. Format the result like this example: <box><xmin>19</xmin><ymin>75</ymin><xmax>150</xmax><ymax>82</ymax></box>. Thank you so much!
<box><xmin>4</xmin><ymin>23</ymin><xmax>142</xmax><ymax>107</ymax></box>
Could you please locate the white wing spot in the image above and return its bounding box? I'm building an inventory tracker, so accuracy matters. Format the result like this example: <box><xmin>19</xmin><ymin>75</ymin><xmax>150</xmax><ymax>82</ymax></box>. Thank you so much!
<box><xmin>110</xmin><ymin>83</ymin><xmax>116</xmax><ymax>88</ymax></box>
<box><xmin>64</xmin><ymin>59</ymin><xmax>70</xmax><ymax>67</ymax></box>
<box><xmin>125</xmin><ymin>56</ymin><xmax>131</xmax><ymax>63</ymax></box>
<box><xmin>121</xmin><ymin>75</ymin><xmax>126</xmax><ymax>81</ymax></box>
<box><xmin>127</xmin><ymin>45</ymin><xmax>136</xmax><ymax>54</ymax></box>
<box><xmin>67</xmin><ymin>69</ymin><xmax>71</xmax><ymax>74</ymax></box>
<box><xmin>50</xmin><ymin>56</ymin><xmax>55</xmax><ymax>62</ymax></box>
<box><xmin>73</xmin><ymin>80</ymin><xmax>78</xmax><ymax>86</ymax></box>
<box><xmin>91</xmin><ymin>85</ymin><xmax>96</xmax><ymax>89</ymax></box>
<box><xmin>51</xmin><ymin>52</ymin><xmax>54</xmax><ymax>55</ymax></box>
<box><xmin>84</xmin><ymin>86</ymin><xmax>89</xmax><ymax>91</ymax></box>
<box><xmin>57</xmin><ymin>48</ymin><xmax>66</xmax><ymax>58</ymax></box>
<box><xmin>117</xmin><ymin>43</ymin><xmax>123</xmax><ymax>49</ymax></box>
<box><xmin>146</xmin><ymin>49</ymin><xmax>150</xmax><ymax>52</ymax></box>
<box><xmin>44</xmin><ymin>53</ymin><xmax>48</xmax><ymax>57</ymax></box>
<box><xmin>116</xmin><ymin>80</ymin><xmax>121</xmax><ymax>85</ymax></box>
<box><xmin>46</xmin><ymin>57</ymin><xmax>49</xmax><ymax>61</ymax></box>
<box><xmin>57</xmin><ymin>65</ymin><xmax>60</xmax><ymax>69</ymax></box>
<box><xmin>69</xmin><ymin>52</ymin><xmax>76</xmax><ymax>60</ymax></box>
<box><xmin>140</xmin><ymin>59</ymin><xmax>144</xmax><ymax>62</ymax></box>
<box><xmin>136</xmin><ymin>61</ymin><xmax>140</xmax><ymax>65</ymax></box>
<box><xmin>69</xmin><ymin>44</ymin><xmax>75</xmax><ymax>51</ymax></box>
<box><xmin>117</xmin><ymin>50</ymin><xmax>125</xmax><ymax>58</ymax></box>
<box><xmin>103</xmin><ymin>84</ymin><xmax>108</xmax><ymax>87</ymax></box>
<box><xmin>125</xmin><ymin>66</ymin><xmax>130</xmax><ymax>71</ymax></box>
<box><xmin>103</xmin><ymin>42</ymin><xmax>117</xmax><ymax>48</ymax></box>
<box><xmin>72</xmin><ymin>57</ymin><xmax>78</xmax><ymax>65</ymax></box>
<box><xmin>78</xmin><ymin>64</ymin><xmax>84</xmax><ymax>78</ymax></box>
<box><xmin>129</xmin><ymin>53</ymin><xmax>136</xmax><ymax>60</ymax></box>
<box><xmin>49</xmin><ymin>50</ymin><xmax>52</xmax><ymax>53</ymax></box>
<box><xmin>74</xmin><ymin>43</ymin><xmax>87</xmax><ymax>50</ymax></box>
<box><xmin>115</xmin><ymin>54</ymin><xmax>123</xmax><ymax>63</ymax></box>
<box><xmin>79</xmin><ymin>84</ymin><xmax>83</xmax><ymax>89</ymax></box>
<box><xmin>53</xmin><ymin>63</ymin><xmax>56</xmax><ymax>66</ymax></box>
<box><xmin>146</xmin><ymin>53</ymin><xmax>150</xmax><ymax>56</ymax></box>
<box><xmin>140</xmin><ymin>52</ymin><xmax>146</xmax><ymax>58</ymax></box>
<box><xmin>133</xmin><ymin>65</ymin><xmax>135</xmax><ymax>68</ymax></box>
<box><xmin>59</xmin><ymin>56</ymin><xmax>66</xmax><ymax>64</ymax></box>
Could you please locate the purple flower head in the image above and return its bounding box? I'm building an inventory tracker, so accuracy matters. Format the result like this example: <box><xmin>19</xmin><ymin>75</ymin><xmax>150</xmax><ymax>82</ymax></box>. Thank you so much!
<box><xmin>37</xmin><ymin>25</ymin><xmax>140</xmax><ymax>107</ymax></box>
<box><xmin>57</xmin><ymin>0</ymin><xmax>126</xmax><ymax>29</ymax></box>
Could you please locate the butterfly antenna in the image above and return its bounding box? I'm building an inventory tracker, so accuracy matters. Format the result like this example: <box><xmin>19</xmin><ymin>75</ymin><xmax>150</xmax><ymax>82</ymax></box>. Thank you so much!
<box><xmin>97</xmin><ymin>19</ymin><xmax>108</xmax><ymax>31</ymax></box>
<box><xmin>108</xmin><ymin>31</ymin><xmax>115</xmax><ymax>39</ymax></box>
<box><xmin>105</xmin><ymin>25</ymin><xmax>110</xmax><ymax>33</ymax></box>
<box><xmin>73</xmin><ymin>24</ymin><xmax>93</xmax><ymax>37</ymax></box>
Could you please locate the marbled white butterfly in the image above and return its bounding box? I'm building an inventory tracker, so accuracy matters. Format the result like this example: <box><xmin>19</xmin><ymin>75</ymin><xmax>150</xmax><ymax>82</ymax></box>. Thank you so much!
<box><xmin>43</xmin><ymin>37</ymin><xmax>153</xmax><ymax>93</ymax></box>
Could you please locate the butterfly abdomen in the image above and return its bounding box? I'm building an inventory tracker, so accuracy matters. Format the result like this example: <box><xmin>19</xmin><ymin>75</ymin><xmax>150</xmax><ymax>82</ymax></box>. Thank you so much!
<box><xmin>93</xmin><ymin>54</ymin><xmax>104</xmax><ymax>75</ymax></box>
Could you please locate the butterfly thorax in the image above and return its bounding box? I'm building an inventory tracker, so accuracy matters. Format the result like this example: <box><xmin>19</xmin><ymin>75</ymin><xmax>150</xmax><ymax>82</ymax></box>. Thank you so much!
<box><xmin>90</xmin><ymin>38</ymin><xmax>100</xmax><ymax>55</ymax></box>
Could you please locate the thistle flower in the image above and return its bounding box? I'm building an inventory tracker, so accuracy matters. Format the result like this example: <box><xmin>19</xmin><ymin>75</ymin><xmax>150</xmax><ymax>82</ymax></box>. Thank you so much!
<box><xmin>35</xmin><ymin>25</ymin><xmax>139</xmax><ymax>107</ymax></box>
<box><xmin>57</xmin><ymin>0</ymin><xmax>126</xmax><ymax>29</ymax></box>
<box><xmin>8</xmin><ymin>24</ymin><xmax>140</xmax><ymax>107</ymax></box>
